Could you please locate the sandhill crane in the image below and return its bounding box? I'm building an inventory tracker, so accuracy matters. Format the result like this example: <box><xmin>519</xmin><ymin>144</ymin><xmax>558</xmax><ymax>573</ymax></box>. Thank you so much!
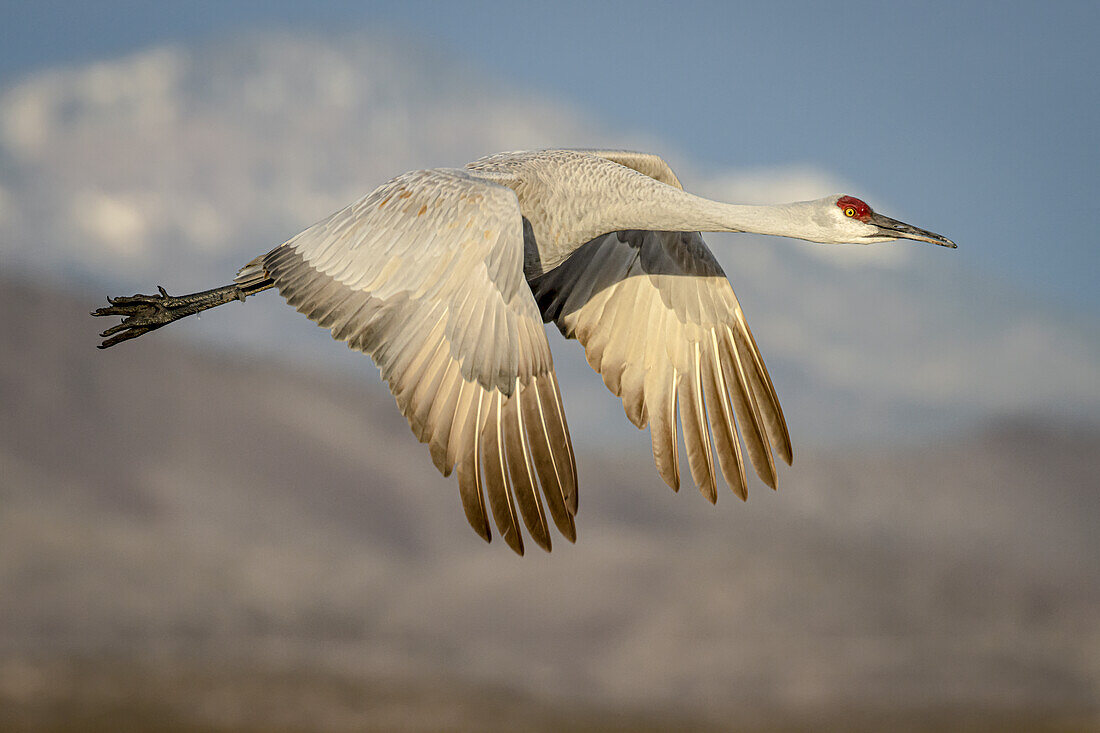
<box><xmin>93</xmin><ymin>149</ymin><xmax>955</xmax><ymax>555</ymax></box>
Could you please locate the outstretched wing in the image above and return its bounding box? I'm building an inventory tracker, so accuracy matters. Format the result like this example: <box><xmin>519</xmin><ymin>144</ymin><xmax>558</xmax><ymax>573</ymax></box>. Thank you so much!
<box><xmin>529</xmin><ymin>229</ymin><xmax>792</xmax><ymax>502</ymax></box>
<box><xmin>252</xmin><ymin>168</ymin><xmax>576</xmax><ymax>554</ymax></box>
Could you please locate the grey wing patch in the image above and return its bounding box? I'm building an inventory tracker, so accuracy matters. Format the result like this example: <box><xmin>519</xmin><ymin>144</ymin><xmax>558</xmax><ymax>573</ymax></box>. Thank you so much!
<box><xmin>260</xmin><ymin>169</ymin><xmax>578</xmax><ymax>554</ymax></box>
<box><xmin>530</xmin><ymin>229</ymin><xmax>791</xmax><ymax>502</ymax></box>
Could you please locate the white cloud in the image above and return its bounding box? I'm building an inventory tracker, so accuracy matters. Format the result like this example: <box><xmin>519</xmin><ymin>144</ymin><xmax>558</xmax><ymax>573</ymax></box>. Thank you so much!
<box><xmin>702</xmin><ymin>166</ymin><xmax>846</xmax><ymax>205</ymax></box>
<box><xmin>69</xmin><ymin>191</ymin><xmax>149</xmax><ymax>256</ymax></box>
<box><xmin>0</xmin><ymin>82</ymin><xmax>52</xmax><ymax>155</ymax></box>
<box><xmin>1</xmin><ymin>47</ymin><xmax>185</xmax><ymax>162</ymax></box>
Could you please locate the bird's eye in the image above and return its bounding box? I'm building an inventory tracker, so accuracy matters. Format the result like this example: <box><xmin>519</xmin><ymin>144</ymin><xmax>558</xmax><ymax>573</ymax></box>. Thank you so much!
<box><xmin>844</xmin><ymin>207</ymin><xmax>856</xmax><ymax>217</ymax></box>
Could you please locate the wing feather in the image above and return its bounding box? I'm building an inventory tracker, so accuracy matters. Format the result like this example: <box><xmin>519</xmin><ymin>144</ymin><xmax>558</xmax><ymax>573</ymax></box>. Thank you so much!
<box><xmin>722</xmin><ymin>326</ymin><xmax>777</xmax><ymax>489</ymax></box>
<box><xmin>703</xmin><ymin>333</ymin><xmax>748</xmax><ymax>500</ymax></box>
<box><xmin>619</xmin><ymin>289</ymin><xmax>654</xmax><ymax>428</ymax></box>
<box><xmin>679</xmin><ymin>342</ymin><xmax>718</xmax><ymax>503</ymax></box>
<box><xmin>260</xmin><ymin>168</ymin><xmax>577</xmax><ymax>553</ymax></box>
<box><xmin>647</xmin><ymin>363</ymin><xmax>680</xmax><ymax>491</ymax></box>
<box><xmin>521</xmin><ymin>377</ymin><xmax>577</xmax><ymax>541</ymax></box>
<box><xmin>482</xmin><ymin>392</ymin><xmax>524</xmax><ymax>555</ymax></box>
<box><xmin>504</xmin><ymin>385</ymin><xmax>552</xmax><ymax>552</ymax></box>
<box><xmin>735</xmin><ymin>312</ymin><xmax>794</xmax><ymax>465</ymax></box>
<box><xmin>530</xmin><ymin>228</ymin><xmax>791</xmax><ymax>501</ymax></box>
<box><xmin>454</xmin><ymin>384</ymin><xmax>490</xmax><ymax>541</ymax></box>
<box><xmin>427</xmin><ymin>362</ymin><xmax>463</xmax><ymax>474</ymax></box>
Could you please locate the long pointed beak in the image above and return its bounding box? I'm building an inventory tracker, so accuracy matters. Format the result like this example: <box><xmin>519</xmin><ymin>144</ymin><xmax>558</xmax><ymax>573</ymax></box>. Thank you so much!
<box><xmin>869</xmin><ymin>212</ymin><xmax>956</xmax><ymax>248</ymax></box>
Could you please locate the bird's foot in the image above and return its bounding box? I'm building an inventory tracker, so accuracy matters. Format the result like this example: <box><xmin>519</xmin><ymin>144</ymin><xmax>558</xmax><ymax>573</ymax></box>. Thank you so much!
<box><xmin>92</xmin><ymin>280</ymin><xmax>266</xmax><ymax>349</ymax></box>
<box><xmin>91</xmin><ymin>286</ymin><xmax>204</xmax><ymax>348</ymax></box>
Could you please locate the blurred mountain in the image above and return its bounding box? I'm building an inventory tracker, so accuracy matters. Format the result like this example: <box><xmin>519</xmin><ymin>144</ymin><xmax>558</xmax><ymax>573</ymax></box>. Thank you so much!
<box><xmin>1</xmin><ymin>273</ymin><xmax>1097</xmax><ymax>731</ymax></box>
<box><xmin>1</xmin><ymin>31</ymin><xmax>1097</xmax><ymax>448</ymax></box>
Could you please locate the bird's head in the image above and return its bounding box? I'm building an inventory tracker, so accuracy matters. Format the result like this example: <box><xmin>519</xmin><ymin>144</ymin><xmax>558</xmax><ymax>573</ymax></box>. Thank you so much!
<box><xmin>810</xmin><ymin>194</ymin><xmax>956</xmax><ymax>247</ymax></box>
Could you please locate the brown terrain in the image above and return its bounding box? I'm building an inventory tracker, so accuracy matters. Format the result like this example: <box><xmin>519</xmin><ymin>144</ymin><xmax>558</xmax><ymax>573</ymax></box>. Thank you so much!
<box><xmin>1</xmin><ymin>275</ymin><xmax>1098</xmax><ymax>731</ymax></box>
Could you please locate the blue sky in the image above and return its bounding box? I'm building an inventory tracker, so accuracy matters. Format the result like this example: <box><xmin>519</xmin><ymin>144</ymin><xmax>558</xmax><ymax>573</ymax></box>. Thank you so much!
<box><xmin>3</xmin><ymin>0</ymin><xmax>1099</xmax><ymax>322</ymax></box>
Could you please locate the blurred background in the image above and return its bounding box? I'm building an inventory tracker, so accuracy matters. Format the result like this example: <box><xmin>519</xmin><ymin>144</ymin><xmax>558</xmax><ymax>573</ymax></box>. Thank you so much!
<box><xmin>2</xmin><ymin>1</ymin><xmax>1098</xmax><ymax>730</ymax></box>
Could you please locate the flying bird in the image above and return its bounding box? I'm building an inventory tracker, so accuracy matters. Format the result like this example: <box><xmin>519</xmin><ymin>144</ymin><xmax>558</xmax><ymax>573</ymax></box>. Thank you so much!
<box><xmin>93</xmin><ymin>149</ymin><xmax>955</xmax><ymax>555</ymax></box>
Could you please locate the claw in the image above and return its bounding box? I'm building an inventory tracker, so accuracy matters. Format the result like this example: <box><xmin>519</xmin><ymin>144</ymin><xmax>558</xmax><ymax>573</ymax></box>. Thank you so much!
<box><xmin>90</xmin><ymin>289</ymin><xmax>181</xmax><ymax>348</ymax></box>
<box><xmin>98</xmin><ymin>326</ymin><xmax>151</xmax><ymax>349</ymax></box>
<box><xmin>91</xmin><ymin>303</ymin><xmax>129</xmax><ymax>317</ymax></box>
<box><xmin>99</xmin><ymin>321</ymin><xmax>129</xmax><ymax>338</ymax></box>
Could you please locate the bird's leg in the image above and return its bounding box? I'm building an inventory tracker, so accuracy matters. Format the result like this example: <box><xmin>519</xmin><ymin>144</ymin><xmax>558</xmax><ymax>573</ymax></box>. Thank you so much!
<box><xmin>91</xmin><ymin>279</ymin><xmax>273</xmax><ymax>348</ymax></box>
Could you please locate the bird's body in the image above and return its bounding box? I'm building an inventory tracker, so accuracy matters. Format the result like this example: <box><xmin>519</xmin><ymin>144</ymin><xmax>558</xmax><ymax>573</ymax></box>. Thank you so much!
<box><xmin>94</xmin><ymin>149</ymin><xmax>955</xmax><ymax>555</ymax></box>
<box><xmin>467</xmin><ymin>150</ymin><xmax>685</xmax><ymax>271</ymax></box>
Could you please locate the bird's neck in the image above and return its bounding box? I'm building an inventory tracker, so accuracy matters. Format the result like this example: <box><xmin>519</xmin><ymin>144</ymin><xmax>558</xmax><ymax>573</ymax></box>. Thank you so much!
<box><xmin>519</xmin><ymin>164</ymin><xmax>829</xmax><ymax>273</ymax></box>
<box><xmin>614</xmin><ymin>181</ymin><xmax>816</xmax><ymax>241</ymax></box>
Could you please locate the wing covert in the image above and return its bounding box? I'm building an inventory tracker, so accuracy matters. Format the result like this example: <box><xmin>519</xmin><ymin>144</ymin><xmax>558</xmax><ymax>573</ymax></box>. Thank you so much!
<box><xmin>568</xmin><ymin>150</ymin><xmax>685</xmax><ymax>189</ymax></box>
